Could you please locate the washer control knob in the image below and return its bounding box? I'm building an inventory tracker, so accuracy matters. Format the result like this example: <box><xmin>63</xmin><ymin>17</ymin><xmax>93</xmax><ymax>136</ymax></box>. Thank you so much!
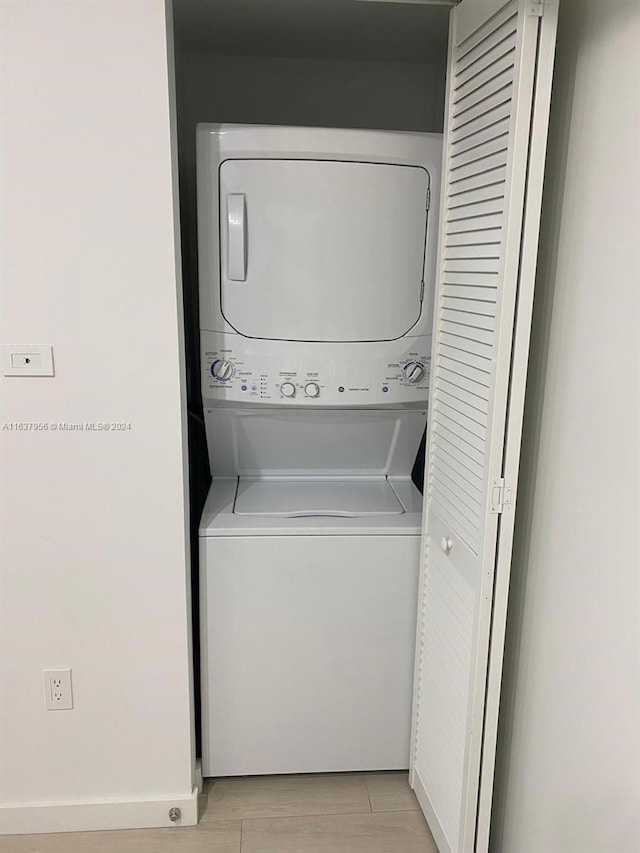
<box><xmin>211</xmin><ymin>359</ymin><xmax>235</xmax><ymax>381</ymax></box>
<box><xmin>304</xmin><ymin>382</ymin><xmax>320</xmax><ymax>398</ymax></box>
<box><xmin>404</xmin><ymin>361</ymin><xmax>426</xmax><ymax>384</ymax></box>
<box><xmin>280</xmin><ymin>382</ymin><xmax>296</xmax><ymax>398</ymax></box>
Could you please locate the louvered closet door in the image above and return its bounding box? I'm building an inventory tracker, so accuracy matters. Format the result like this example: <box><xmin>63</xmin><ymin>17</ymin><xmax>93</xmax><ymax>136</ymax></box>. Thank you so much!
<box><xmin>410</xmin><ymin>2</ymin><xmax>558</xmax><ymax>852</ymax></box>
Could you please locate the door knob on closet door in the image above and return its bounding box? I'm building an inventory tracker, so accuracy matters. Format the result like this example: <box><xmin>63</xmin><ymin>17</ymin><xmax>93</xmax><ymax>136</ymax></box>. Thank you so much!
<box><xmin>440</xmin><ymin>537</ymin><xmax>453</xmax><ymax>555</ymax></box>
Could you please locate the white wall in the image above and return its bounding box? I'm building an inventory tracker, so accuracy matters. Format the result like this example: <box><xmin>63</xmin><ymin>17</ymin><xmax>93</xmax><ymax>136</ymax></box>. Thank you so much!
<box><xmin>0</xmin><ymin>0</ymin><xmax>195</xmax><ymax>833</ymax></box>
<box><xmin>492</xmin><ymin>0</ymin><xmax>640</xmax><ymax>850</ymax></box>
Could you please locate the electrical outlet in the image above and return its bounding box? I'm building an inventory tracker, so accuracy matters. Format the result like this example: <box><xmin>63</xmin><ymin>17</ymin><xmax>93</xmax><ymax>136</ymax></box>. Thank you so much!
<box><xmin>43</xmin><ymin>669</ymin><xmax>73</xmax><ymax>710</ymax></box>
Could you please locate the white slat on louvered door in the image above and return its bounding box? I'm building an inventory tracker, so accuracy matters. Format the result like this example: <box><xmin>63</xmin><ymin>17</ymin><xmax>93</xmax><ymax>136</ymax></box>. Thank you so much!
<box><xmin>410</xmin><ymin>2</ymin><xmax>558</xmax><ymax>852</ymax></box>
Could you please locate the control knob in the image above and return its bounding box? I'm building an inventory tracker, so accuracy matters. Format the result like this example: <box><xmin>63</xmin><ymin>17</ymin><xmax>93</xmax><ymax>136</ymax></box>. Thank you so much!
<box><xmin>280</xmin><ymin>382</ymin><xmax>296</xmax><ymax>398</ymax></box>
<box><xmin>404</xmin><ymin>361</ymin><xmax>426</xmax><ymax>384</ymax></box>
<box><xmin>304</xmin><ymin>382</ymin><xmax>320</xmax><ymax>398</ymax></box>
<box><xmin>211</xmin><ymin>359</ymin><xmax>235</xmax><ymax>381</ymax></box>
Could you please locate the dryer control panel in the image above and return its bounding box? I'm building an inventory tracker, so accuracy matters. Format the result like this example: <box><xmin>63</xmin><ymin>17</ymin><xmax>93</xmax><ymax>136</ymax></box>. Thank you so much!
<box><xmin>201</xmin><ymin>331</ymin><xmax>431</xmax><ymax>407</ymax></box>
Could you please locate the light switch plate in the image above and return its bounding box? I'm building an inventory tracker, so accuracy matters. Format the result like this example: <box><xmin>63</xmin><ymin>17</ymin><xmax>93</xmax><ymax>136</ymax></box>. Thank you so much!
<box><xmin>1</xmin><ymin>346</ymin><xmax>54</xmax><ymax>376</ymax></box>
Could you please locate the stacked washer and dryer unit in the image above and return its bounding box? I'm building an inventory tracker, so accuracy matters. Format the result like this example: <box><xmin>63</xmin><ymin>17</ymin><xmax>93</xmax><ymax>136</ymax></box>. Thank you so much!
<box><xmin>197</xmin><ymin>125</ymin><xmax>442</xmax><ymax>777</ymax></box>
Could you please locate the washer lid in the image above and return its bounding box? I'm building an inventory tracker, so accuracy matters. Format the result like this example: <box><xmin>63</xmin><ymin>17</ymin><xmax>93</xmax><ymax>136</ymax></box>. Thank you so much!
<box><xmin>233</xmin><ymin>477</ymin><xmax>405</xmax><ymax>518</ymax></box>
<box><xmin>219</xmin><ymin>158</ymin><xmax>429</xmax><ymax>342</ymax></box>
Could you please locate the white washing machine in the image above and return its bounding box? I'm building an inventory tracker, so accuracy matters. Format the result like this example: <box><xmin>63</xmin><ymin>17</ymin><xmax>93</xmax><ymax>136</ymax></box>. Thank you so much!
<box><xmin>197</xmin><ymin>124</ymin><xmax>442</xmax><ymax>777</ymax></box>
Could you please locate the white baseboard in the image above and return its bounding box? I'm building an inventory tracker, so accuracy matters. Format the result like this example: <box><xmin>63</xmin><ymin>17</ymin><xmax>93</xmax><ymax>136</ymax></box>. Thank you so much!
<box><xmin>411</xmin><ymin>769</ymin><xmax>453</xmax><ymax>853</ymax></box>
<box><xmin>0</xmin><ymin>787</ymin><xmax>199</xmax><ymax>836</ymax></box>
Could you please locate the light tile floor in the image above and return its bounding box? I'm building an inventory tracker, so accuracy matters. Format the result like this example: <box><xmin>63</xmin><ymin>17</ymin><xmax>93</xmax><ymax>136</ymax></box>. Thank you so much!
<box><xmin>2</xmin><ymin>772</ymin><xmax>438</xmax><ymax>852</ymax></box>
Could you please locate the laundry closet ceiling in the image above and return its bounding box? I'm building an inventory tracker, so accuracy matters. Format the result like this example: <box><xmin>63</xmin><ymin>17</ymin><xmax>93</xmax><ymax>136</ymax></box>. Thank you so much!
<box><xmin>173</xmin><ymin>0</ymin><xmax>451</xmax><ymax>62</ymax></box>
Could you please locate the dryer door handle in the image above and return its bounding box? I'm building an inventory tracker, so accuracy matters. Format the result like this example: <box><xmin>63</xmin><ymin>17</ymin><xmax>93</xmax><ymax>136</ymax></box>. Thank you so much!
<box><xmin>227</xmin><ymin>194</ymin><xmax>247</xmax><ymax>281</ymax></box>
